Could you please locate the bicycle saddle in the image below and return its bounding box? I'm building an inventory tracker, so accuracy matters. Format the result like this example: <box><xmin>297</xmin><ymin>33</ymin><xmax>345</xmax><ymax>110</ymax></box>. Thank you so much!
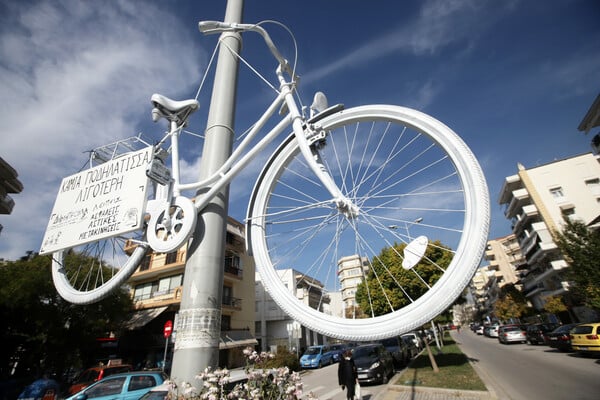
<box><xmin>151</xmin><ymin>93</ymin><xmax>199</xmax><ymax>125</ymax></box>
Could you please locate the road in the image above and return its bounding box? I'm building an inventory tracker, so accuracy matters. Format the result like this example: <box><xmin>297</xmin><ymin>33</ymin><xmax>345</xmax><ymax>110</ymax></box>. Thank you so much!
<box><xmin>300</xmin><ymin>362</ymin><xmax>392</xmax><ymax>400</ymax></box>
<box><xmin>452</xmin><ymin>330</ymin><xmax>600</xmax><ymax>400</ymax></box>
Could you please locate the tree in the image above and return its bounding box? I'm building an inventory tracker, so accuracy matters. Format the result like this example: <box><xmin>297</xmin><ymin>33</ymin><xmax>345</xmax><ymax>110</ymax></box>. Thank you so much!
<box><xmin>553</xmin><ymin>217</ymin><xmax>600</xmax><ymax>311</ymax></box>
<box><xmin>493</xmin><ymin>283</ymin><xmax>530</xmax><ymax>323</ymax></box>
<box><xmin>543</xmin><ymin>295</ymin><xmax>568</xmax><ymax>322</ymax></box>
<box><xmin>0</xmin><ymin>252</ymin><xmax>133</xmax><ymax>384</ymax></box>
<box><xmin>355</xmin><ymin>240</ymin><xmax>452</xmax><ymax>316</ymax></box>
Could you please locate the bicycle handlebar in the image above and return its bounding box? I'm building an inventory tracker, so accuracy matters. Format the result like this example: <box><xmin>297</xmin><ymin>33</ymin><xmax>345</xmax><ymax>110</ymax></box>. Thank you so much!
<box><xmin>198</xmin><ymin>20</ymin><xmax>297</xmax><ymax>80</ymax></box>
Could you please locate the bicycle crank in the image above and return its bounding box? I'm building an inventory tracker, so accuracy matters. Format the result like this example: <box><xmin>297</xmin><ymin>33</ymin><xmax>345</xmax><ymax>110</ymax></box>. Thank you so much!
<box><xmin>146</xmin><ymin>196</ymin><xmax>197</xmax><ymax>253</ymax></box>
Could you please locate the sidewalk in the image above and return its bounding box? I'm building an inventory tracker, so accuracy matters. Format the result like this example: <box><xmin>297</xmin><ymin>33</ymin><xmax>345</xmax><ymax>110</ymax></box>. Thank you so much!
<box><xmin>373</xmin><ymin>332</ymin><xmax>499</xmax><ymax>400</ymax></box>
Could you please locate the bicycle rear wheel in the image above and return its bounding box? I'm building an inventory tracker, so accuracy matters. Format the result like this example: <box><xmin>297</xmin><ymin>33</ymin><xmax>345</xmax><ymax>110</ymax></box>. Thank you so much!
<box><xmin>51</xmin><ymin>234</ymin><xmax>149</xmax><ymax>305</ymax></box>
<box><xmin>248</xmin><ymin>105</ymin><xmax>489</xmax><ymax>341</ymax></box>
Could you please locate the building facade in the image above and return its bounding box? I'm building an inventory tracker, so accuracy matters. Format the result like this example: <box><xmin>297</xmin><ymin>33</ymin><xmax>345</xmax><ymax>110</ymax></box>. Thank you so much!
<box><xmin>123</xmin><ymin>216</ymin><xmax>256</xmax><ymax>369</ymax></box>
<box><xmin>255</xmin><ymin>268</ymin><xmax>331</xmax><ymax>353</ymax></box>
<box><xmin>498</xmin><ymin>153</ymin><xmax>600</xmax><ymax>314</ymax></box>
<box><xmin>337</xmin><ymin>254</ymin><xmax>369</xmax><ymax>318</ymax></box>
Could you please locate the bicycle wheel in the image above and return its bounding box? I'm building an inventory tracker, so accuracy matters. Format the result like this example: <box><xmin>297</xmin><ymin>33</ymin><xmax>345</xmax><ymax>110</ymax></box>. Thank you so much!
<box><xmin>248</xmin><ymin>104</ymin><xmax>489</xmax><ymax>341</ymax></box>
<box><xmin>51</xmin><ymin>235</ymin><xmax>149</xmax><ymax>305</ymax></box>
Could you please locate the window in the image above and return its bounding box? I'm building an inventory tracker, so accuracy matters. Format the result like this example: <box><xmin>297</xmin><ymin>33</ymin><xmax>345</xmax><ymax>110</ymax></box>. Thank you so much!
<box><xmin>128</xmin><ymin>375</ymin><xmax>157</xmax><ymax>391</ymax></box>
<box><xmin>158</xmin><ymin>277</ymin><xmax>171</xmax><ymax>293</ymax></box>
<box><xmin>585</xmin><ymin>178</ymin><xmax>600</xmax><ymax>196</ymax></box>
<box><xmin>165</xmin><ymin>251</ymin><xmax>178</xmax><ymax>265</ymax></box>
<box><xmin>549</xmin><ymin>187</ymin><xmax>564</xmax><ymax>199</ymax></box>
<box><xmin>133</xmin><ymin>283</ymin><xmax>152</xmax><ymax>301</ymax></box>
<box><xmin>221</xmin><ymin>315</ymin><xmax>231</xmax><ymax>331</ymax></box>
<box><xmin>86</xmin><ymin>377</ymin><xmax>126</xmax><ymax>397</ymax></box>
<box><xmin>139</xmin><ymin>254</ymin><xmax>151</xmax><ymax>271</ymax></box>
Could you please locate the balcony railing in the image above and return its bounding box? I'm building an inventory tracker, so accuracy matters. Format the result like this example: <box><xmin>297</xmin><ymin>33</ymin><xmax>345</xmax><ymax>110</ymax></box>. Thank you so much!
<box><xmin>222</xmin><ymin>296</ymin><xmax>242</xmax><ymax>309</ymax></box>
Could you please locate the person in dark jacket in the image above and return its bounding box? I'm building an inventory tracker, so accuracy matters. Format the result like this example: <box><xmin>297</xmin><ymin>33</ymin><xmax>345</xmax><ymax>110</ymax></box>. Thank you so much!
<box><xmin>337</xmin><ymin>349</ymin><xmax>358</xmax><ymax>399</ymax></box>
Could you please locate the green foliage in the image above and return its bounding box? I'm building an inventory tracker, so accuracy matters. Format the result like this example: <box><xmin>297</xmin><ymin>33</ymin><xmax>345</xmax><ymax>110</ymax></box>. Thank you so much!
<box><xmin>543</xmin><ymin>295</ymin><xmax>568</xmax><ymax>315</ymax></box>
<box><xmin>355</xmin><ymin>240</ymin><xmax>452</xmax><ymax>316</ymax></box>
<box><xmin>0</xmin><ymin>252</ymin><xmax>133</xmax><ymax>383</ymax></box>
<box><xmin>553</xmin><ymin>218</ymin><xmax>600</xmax><ymax>311</ymax></box>
<box><xmin>493</xmin><ymin>283</ymin><xmax>530</xmax><ymax>321</ymax></box>
<box><xmin>494</xmin><ymin>294</ymin><xmax>526</xmax><ymax>321</ymax></box>
<box><xmin>257</xmin><ymin>346</ymin><xmax>300</xmax><ymax>371</ymax></box>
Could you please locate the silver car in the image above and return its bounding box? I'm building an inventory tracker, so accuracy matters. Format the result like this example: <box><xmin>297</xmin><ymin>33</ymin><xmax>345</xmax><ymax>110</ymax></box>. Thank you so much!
<box><xmin>498</xmin><ymin>325</ymin><xmax>527</xmax><ymax>344</ymax></box>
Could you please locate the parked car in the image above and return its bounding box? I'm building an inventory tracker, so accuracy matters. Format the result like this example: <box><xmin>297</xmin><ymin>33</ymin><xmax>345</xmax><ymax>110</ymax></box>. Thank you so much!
<box><xmin>488</xmin><ymin>325</ymin><xmax>500</xmax><ymax>338</ymax></box>
<box><xmin>475</xmin><ymin>325</ymin><xmax>484</xmax><ymax>335</ymax></box>
<box><xmin>570</xmin><ymin>322</ymin><xmax>600</xmax><ymax>355</ymax></box>
<box><xmin>401</xmin><ymin>332</ymin><xmax>423</xmax><ymax>350</ymax></box>
<box><xmin>139</xmin><ymin>369</ymin><xmax>248</xmax><ymax>400</ymax></box>
<box><xmin>299</xmin><ymin>345</ymin><xmax>333</xmax><ymax>369</ymax></box>
<box><xmin>526</xmin><ymin>323</ymin><xmax>560</xmax><ymax>345</ymax></box>
<box><xmin>68</xmin><ymin>361</ymin><xmax>133</xmax><ymax>395</ymax></box>
<box><xmin>401</xmin><ymin>336</ymin><xmax>419</xmax><ymax>359</ymax></box>
<box><xmin>547</xmin><ymin>323</ymin><xmax>579</xmax><ymax>352</ymax></box>
<box><xmin>327</xmin><ymin>343</ymin><xmax>347</xmax><ymax>363</ymax></box>
<box><xmin>380</xmin><ymin>337</ymin><xmax>409</xmax><ymax>368</ymax></box>
<box><xmin>497</xmin><ymin>325</ymin><xmax>527</xmax><ymax>344</ymax></box>
<box><xmin>352</xmin><ymin>343</ymin><xmax>394</xmax><ymax>385</ymax></box>
<box><xmin>66</xmin><ymin>371</ymin><xmax>167</xmax><ymax>400</ymax></box>
<box><xmin>17</xmin><ymin>376</ymin><xmax>61</xmax><ymax>400</ymax></box>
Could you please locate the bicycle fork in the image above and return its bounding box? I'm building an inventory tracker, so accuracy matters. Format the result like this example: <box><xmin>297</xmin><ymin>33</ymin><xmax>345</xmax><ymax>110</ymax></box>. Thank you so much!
<box><xmin>279</xmin><ymin>78</ymin><xmax>359</xmax><ymax>219</ymax></box>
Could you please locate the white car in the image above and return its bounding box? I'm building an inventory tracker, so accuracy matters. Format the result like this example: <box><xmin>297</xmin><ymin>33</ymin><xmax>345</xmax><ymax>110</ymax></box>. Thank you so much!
<box><xmin>488</xmin><ymin>325</ymin><xmax>500</xmax><ymax>338</ymax></box>
<box><xmin>475</xmin><ymin>325</ymin><xmax>484</xmax><ymax>335</ymax></box>
<box><xmin>401</xmin><ymin>332</ymin><xmax>423</xmax><ymax>350</ymax></box>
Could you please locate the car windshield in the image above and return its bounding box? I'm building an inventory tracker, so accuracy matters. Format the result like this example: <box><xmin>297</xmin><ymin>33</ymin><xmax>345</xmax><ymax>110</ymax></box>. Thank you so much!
<box><xmin>572</xmin><ymin>325</ymin><xmax>594</xmax><ymax>334</ymax></box>
<box><xmin>330</xmin><ymin>344</ymin><xmax>345</xmax><ymax>350</ymax></box>
<box><xmin>503</xmin><ymin>326</ymin><xmax>520</xmax><ymax>332</ymax></box>
<box><xmin>381</xmin><ymin>338</ymin><xmax>396</xmax><ymax>346</ymax></box>
<box><xmin>353</xmin><ymin>347</ymin><xmax>377</xmax><ymax>358</ymax></box>
<box><xmin>304</xmin><ymin>347</ymin><xmax>321</xmax><ymax>355</ymax></box>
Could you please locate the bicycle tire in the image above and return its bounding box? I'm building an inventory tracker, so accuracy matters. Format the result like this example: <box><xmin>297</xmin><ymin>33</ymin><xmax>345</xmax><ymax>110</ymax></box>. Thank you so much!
<box><xmin>248</xmin><ymin>104</ymin><xmax>489</xmax><ymax>341</ymax></box>
<box><xmin>51</xmin><ymin>237</ymin><xmax>149</xmax><ymax>305</ymax></box>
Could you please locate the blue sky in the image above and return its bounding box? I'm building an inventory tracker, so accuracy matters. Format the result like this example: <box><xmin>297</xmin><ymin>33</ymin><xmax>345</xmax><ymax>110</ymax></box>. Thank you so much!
<box><xmin>0</xmin><ymin>0</ymin><xmax>599</xmax><ymax>261</ymax></box>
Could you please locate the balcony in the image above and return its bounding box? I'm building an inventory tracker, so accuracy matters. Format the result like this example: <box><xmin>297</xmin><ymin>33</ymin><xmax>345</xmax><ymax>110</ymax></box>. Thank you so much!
<box><xmin>133</xmin><ymin>286</ymin><xmax>183</xmax><ymax>309</ymax></box>
<box><xmin>527</xmin><ymin>241</ymin><xmax>558</xmax><ymax>265</ymax></box>
<box><xmin>524</xmin><ymin>284</ymin><xmax>544</xmax><ymax>298</ymax></box>
<box><xmin>222</xmin><ymin>295</ymin><xmax>242</xmax><ymax>310</ymax></box>
<box><xmin>504</xmin><ymin>188</ymin><xmax>530</xmax><ymax>219</ymax></box>
<box><xmin>512</xmin><ymin>204</ymin><xmax>539</xmax><ymax>233</ymax></box>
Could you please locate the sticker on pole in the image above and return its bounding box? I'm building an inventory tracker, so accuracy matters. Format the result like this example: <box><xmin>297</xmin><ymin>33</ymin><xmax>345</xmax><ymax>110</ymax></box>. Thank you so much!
<box><xmin>40</xmin><ymin>146</ymin><xmax>153</xmax><ymax>255</ymax></box>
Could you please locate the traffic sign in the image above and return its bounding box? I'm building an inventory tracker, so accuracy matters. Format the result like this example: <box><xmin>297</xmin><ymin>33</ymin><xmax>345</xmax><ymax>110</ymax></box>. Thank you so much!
<box><xmin>164</xmin><ymin>320</ymin><xmax>173</xmax><ymax>338</ymax></box>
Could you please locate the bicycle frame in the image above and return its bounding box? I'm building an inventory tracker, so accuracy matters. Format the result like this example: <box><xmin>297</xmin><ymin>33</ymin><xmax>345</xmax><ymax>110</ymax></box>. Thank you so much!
<box><xmin>157</xmin><ymin>26</ymin><xmax>352</xmax><ymax>218</ymax></box>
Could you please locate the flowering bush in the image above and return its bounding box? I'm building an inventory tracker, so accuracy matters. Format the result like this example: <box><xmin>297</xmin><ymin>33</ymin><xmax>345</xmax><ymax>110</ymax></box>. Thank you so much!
<box><xmin>164</xmin><ymin>347</ymin><xmax>319</xmax><ymax>399</ymax></box>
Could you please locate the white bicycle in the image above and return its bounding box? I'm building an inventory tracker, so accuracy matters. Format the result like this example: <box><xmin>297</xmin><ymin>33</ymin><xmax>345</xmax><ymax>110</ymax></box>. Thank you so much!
<box><xmin>47</xmin><ymin>20</ymin><xmax>489</xmax><ymax>341</ymax></box>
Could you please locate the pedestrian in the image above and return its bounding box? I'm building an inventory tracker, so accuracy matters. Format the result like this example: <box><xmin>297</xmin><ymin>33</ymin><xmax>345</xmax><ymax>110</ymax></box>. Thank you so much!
<box><xmin>337</xmin><ymin>349</ymin><xmax>358</xmax><ymax>400</ymax></box>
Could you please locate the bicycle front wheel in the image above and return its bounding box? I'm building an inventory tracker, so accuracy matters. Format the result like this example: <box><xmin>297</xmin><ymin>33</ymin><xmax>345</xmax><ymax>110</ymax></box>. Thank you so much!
<box><xmin>248</xmin><ymin>105</ymin><xmax>489</xmax><ymax>341</ymax></box>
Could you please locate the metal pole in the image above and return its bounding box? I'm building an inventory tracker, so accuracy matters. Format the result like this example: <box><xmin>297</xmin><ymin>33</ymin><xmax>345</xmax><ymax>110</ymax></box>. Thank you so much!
<box><xmin>162</xmin><ymin>337</ymin><xmax>168</xmax><ymax>372</ymax></box>
<box><xmin>170</xmin><ymin>0</ymin><xmax>244</xmax><ymax>389</ymax></box>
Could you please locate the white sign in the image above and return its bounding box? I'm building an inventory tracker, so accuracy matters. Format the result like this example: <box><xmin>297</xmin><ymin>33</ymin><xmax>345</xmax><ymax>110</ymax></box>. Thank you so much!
<box><xmin>40</xmin><ymin>146</ymin><xmax>153</xmax><ymax>255</ymax></box>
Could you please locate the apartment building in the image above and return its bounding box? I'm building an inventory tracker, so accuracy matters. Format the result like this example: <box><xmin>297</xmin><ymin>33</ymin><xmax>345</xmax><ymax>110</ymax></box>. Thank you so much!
<box><xmin>123</xmin><ymin>216</ymin><xmax>256</xmax><ymax>369</ymax></box>
<box><xmin>498</xmin><ymin>153</ymin><xmax>600</xmax><ymax>315</ymax></box>
<box><xmin>469</xmin><ymin>265</ymin><xmax>496</xmax><ymax>314</ymax></box>
<box><xmin>255</xmin><ymin>269</ymin><xmax>331</xmax><ymax>353</ymax></box>
<box><xmin>469</xmin><ymin>234</ymin><xmax>525</xmax><ymax>317</ymax></box>
<box><xmin>337</xmin><ymin>254</ymin><xmax>370</xmax><ymax>318</ymax></box>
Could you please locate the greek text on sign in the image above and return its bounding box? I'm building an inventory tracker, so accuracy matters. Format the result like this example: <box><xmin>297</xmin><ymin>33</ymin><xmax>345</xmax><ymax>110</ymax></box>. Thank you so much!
<box><xmin>40</xmin><ymin>146</ymin><xmax>153</xmax><ymax>254</ymax></box>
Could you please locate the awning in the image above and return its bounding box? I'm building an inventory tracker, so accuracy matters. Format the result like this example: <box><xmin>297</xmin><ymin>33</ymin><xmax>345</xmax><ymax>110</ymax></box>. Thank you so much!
<box><xmin>124</xmin><ymin>306</ymin><xmax>168</xmax><ymax>330</ymax></box>
<box><xmin>219</xmin><ymin>330</ymin><xmax>258</xmax><ymax>350</ymax></box>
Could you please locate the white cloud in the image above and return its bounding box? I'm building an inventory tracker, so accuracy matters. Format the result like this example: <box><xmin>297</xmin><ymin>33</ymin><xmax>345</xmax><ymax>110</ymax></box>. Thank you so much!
<box><xmin>302</xmin><ymin>0</ymin><xmax>512</xmax><ymax>86</ymax></box>
<box><xmin>0</xmin><ymin>0</ymin><xmax>203</xmax><ymax>259</ymax></box>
